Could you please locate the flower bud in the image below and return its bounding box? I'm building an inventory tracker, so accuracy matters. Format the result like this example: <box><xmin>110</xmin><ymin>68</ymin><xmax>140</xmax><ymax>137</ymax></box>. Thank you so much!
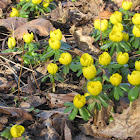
<box><xmin>117</xmin><ymin>52</ymin><xmax>129</xmax><ymax>65</ymax></box>
<box><xmin>110</xmin><ymin>11</ymin><xmax>122</xmax><ymax>24</ymax></box>
<box><xmin>49</xmin><ymin>0</ymin><xmax>53</xmax><ymax>2</ymax></box>
<box><xmin>10</xmin><ymin>8</ymin><xmax>19</xmax><ymax>17</ymax></box>
<box><xmin>132</xmin><ymin>13</ymin><xmax>140</xmax><ymax>25</ymax></box>
<box><xmin>123</xmin><ymin>32</ymin><xmax>129</xmax><ymax>41</ymax></box>
<box><xmin>23</xmin><ymin>32</ymin><xmax>34</xmax><ymax>43</ymax></box>
<box><xmin>59</xmin><ymin>52</ymin><xmax>72</xmax><ymax>65</ymax></box>
<box><xmin>50</xmin><ymin>29</ymin><xmax>62</xmax><ymax>40</ymax></box>
<box><xmin>132</xmin><ymin>25</ymin><xmax>140</xmax><ymax>37</ymax></box>
<box><xmin>99</xmin><ymin>52</ymin><xmax>111</xmax><ymax>66</ymax></box>
<box><xmin>135</xmin><ymin>61</ymin><xmax>140</xmax><ymax>71</ymax></box>
<box><xmin>109</xmin><ymin>30</ymin><xmax>123</xmax><ymax>42</ymax></box>
<box><xmin>128</xmin><ymin>70</ymin><xmax>140</xmax><ymax>86</ymax></box>
<box><xmin>8</xmin><ymin>37</ymin><xmax>16</xmax><ymax>49</ymax></box>
<box><xmin>87</xmin><ymin>81</ymin><xmax>102</xmax><ymax>96</ymax></box>
<box><xmin>122</xmin><ymin>1</ymin><xmax>132</xmax><ymax>10</ymax></box>
<box><xmin>43</xmin><ymin>0</ymin><xmax>49</xmax><ymax>8</ymax></box>
<box><xmin>94</xmin><ymin>19</ymin><xmax>108</xmax><ymax>31</ymax></box>
<box><xmin>10</xmin><ymin>125</ymin><xmax>25</xmax><ymax>138</ymax></box>
<box><xmin>32</xmin><ymin>0</ymin><xmax>42</xmax><ymax>4</ymax></box>
<box><xmin>112</xmin><ymin>23</ymin><xmax>123</xmax><ymax>32</ymax></box>
<box><xmin>80</xmin><ymin>53</ymin><xmax>93</xmax><ymax>66</ymax></box>
<box><xmin>73</xmin><ymin>94</ymin><xmax>86</xmax><ymax>108</ymax></box>
<box><xmin>49</xmin><ymin>38</ymin><xmax>61</xmax><ymax>50</ymax></box>
<box><xmin>82</xmin><ymin>65</ymin><xmax>96</xmax><ymax>80</ymax></box>
<box><xmin>110</xmin><ymin>73</ymin><xmax>122</xmax><ymax>86</ymax></box>
<box><xmin>47</xmin><ymin>63</ymin><xmax>58</xmax><ymax>75</ymax></box>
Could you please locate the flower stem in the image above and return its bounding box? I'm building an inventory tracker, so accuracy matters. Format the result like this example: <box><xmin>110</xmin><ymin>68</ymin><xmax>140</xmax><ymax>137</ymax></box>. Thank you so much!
<box><xmin>52</xmin><ymin>76</ymin><xmax>55</xmax><ymax>92</ymax></box>
<box><xmin>94</xmin><ymin>103</ymin><xmax>97</xmax><ymax>126</ymax></box>
<box><xmin>129</xmin><ymin>101</ymin><xmax>132</xmax><ymax>107</ymax></box>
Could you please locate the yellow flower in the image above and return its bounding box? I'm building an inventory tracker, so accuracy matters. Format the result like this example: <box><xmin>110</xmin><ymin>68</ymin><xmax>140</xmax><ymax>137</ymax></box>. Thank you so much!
<box><xmin>128</xmin><ymin>70</ymin><xmax>140</xmax><ymax>86</ymax></box>
<box><xmin>132</xmin><ymin>25</ymin><xmax>140</xmax><ymax>37</ymax></box>
<box><xmin>109</xmin><ymin>30</ymin><xmax>123</xmax><ymax>42</ymax></box>
<box><xmin>122</xmin><ymin>1</ymin><xmax>132</xmax><ymax>10</ymax></box>
<box><xmin>82</xmin><ymin>65</ymin><xmax>96</xmax><ymax>80</ymax></box>
<box><xmin>23</xmin><ymin>32</ymin><xmax>34</xmax><ymax>43</ymax></box>
<box><xmin>132</xmin><ymin>13</ymin><xmax>140</xmax><ymax>25</ymax></box>
<box><xmin>99</xmin><ymin>52</ymin><xmax>111</xmax><ymax>66</ymax></box>
<box><xmin>49</xmin><ymin>38</ymin><xmax>61</xmax><ymax>50</ymax></box>
<box><xmin>123</xmin><ymin>32</ymin><xmax>129</xmax><ymax>41</ymax></box>
<box><xmin>80</xmin><ymin>53</ymin><xmax>93</xmax><ymax>66</ymax></box>
<box><xmin>47</xmin><ymin>63</ymin><xmax>58</xmax><ymax>75</ymax></box>
<box><xmin>87</xmin><ymin>81</ymin><xmax>102</xmax><ymax>96</ymax></box>
<box><xmin>32</xmin><ymin>0</ymin><xmax>42</xmax><ymax>4</ymax></box>
<box><xmin>50</xmin><ymin>29</ymin><xmax>62</xmax><ymax>40</ymax></box>
<box><xmin>110</xmin><ymin>11</ymin><xmax>122</xmax><ymax>24</ymax></box>
<box><xmin>73</xmin><ymin>94</ymin><xmax>86</xmax><ymax>108</ymax></box>
<box><xmin>43</xmin><ymin>0</ymin><xmax>49</xmax><ymax>8</ymax></box>
<box><xmin>94</xmin><ymin>19</ymin><xmax>108</xmax><ymax>31</ymax></box>
<box><xmin>59</xmin><ymin>52</ymin><xmax>72</xmax><ymax>65</ymax></box>
<box><xmin>135</xmin><ymin>61</ymin><xmax>140</xmax><ymax>71</ymax></box>
<box><xmin>112</xmin><ymin>23</ymin><xmax>123</xmax><ymax>32</ymax></box>
<box><xmin>117</xmin><ymin>52</ymin><xmax>129</xmax><ymax>65</ymax></box>
<box><xmin>84</xmin><ymin>92</ymin><xmax>90</xmax><ymax>97</ymax></box>
<box><xmin>10</xmin><ymin>8</ymin><xmax>19</xmax><ymax>17</ymax></box>
<box><xmin>10</xmin><ymin>125</ymin><xmax>25</xmax><ymax>138</ymax></box>
<box><xmin>8</xmin><ymin>37</ymin><xmax>16</xmax><ymax>49</ymax></box>
<box><xmin>110</xmin><ymin>73</ymin><xmax>122</xmax><ymax>86</ymax></box>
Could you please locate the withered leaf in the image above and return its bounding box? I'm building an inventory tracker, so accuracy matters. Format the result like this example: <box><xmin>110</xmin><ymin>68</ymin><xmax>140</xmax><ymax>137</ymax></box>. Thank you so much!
<box><xmin>0</xmin><ymin>17</ymin><xmax>28</xmax><ymax>31</ymax></box>
<box><xmin>0</xmin><ymin>0</ymin><xmax>11</xmax><ymax>10</ymax></box>
<box><xmin>14</xmin><ymin>18</ymin><xmax>55</xmax><ymax>39</ymax></box>
<box><xmin>0</xmin><ymin>106</ymin><xmax>33</xmax><ymax>121</ymax></box>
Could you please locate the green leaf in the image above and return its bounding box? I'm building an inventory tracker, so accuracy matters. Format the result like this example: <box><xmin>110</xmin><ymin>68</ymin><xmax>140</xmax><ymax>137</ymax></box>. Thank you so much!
<box><xmin>54</xmin><ymin>50</ymin><xmax>61</xmax><ymax>60</ymax></box>
<box><xmin>64</xmin><ymin>102</ymin><xmax>73</xmax><ymax>106</ymax></box>
<box><xmin>40</xmin><ymin>50</ymin><xmax>55</xmax><ymax>61</ymax></box>
<box><xmin>87</xmin><ymin>102</ymin><xmax>96</xmax><ymax>112</ymax></box>
<box><xmin>77</xmin><ymin>69</ymin><xmax>83</xmax><ymax>77</ymax></box>
<box><xmin>119</xmin><ymin>42</ymin><xmax>131</xmax><ymax>52</ymax></box>
<box><xmin>79</xmin><ymin>108</ymin><xmax>90</xmax><ymax>121</ymax></box>
<box><xmin>133</xmin><ymin>37</ymin><xmax>139</xmax><ymax>49</ymax></box>
<box><xmin>64</xmin><ymin>105</ymin><xmax>74</xmax><ymax>113</ymax></box>
<box><xmin>96</xmin><ymin>68</ymin><xmax>102</xmax><ymax>75</ymax></box>
<box><xmin>119</xmin><ymin>83</ymin><xmax>130</xmax><ymax>92</ymax></box>
<box><xmin>70</xmin><ymin>62</ymin><xmax>82</xmax><ymax>72</ymax></box>
<box><xmin>97</xmin><ymin>102</ymin><xmax>101</xmax><ymax>110</ymax></box>
<box><xmin>41</xmin><ymin>75</ymin><xmax>50</xmax><ymax>82</ymax></box>
<box><xmin>128</xmin><ymin>86</ymin><xmax>139</xmax><ymax>102</ymax></box>
<box><xmin>96</xmin><ymin>96</ymin><xmax>108</xmax><ymax>108</ymax></box>
<box><xmin>63</xmin><ymin>65</ymin><xmax>70</xmax><ymax>74</ymax></box>
<box><xmin>114</xmin><ymin>86</ymin><xmax>120</xmax><ymax>100</ymax></box>
<box><xmin>103</xmin><ymin>84</ymin><xmax>113</xmax><ymax>90</ymax></box>
<box><xmin>95</xmin><ymin>35</ymin><xmax>100</xmax><ymax>42</ymax></box>
<box><xmin>60</xmin><ymin>41</ymin><xmax>72</xmax><ymax>50</ymax></box>
<box><xmin>92</xmin><ymin>77</ymin><xmax>102</xmax><ymax>83</ymax></box>
<box><xmin>117</xmin><ymin>87</ymin><xmax>124</xmax><ymax>97</ymax></box>
<box><xmin>100</xmin><ymin>41</ymin><xmax>113</xmax><ymax>50</ymax></box>
<box><xmin>68</xmin><ymin>107</ymin><xmax>79</xmax><ymax>120</ymax></box>
<box><xmin>109</xmin><ymin>64</ymin><xmax>122</xmax><ymax>69</ymax></box>
<box><xmin>103</xmin><ymin>74</ymin><xmax>110</xmax><ymax>82</ymax></box>
<box><xmin>110</xmin><ymin>43</ymin><xmax>116</xmax><ymax>56</ymax></box>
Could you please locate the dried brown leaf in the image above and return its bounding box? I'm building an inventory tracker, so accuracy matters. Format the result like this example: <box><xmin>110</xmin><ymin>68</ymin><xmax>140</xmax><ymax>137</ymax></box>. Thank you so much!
<box><xmin>14</xmin><ymin>18</ymin><xmax>55</xmax><ymax>39</ymax></box>
<box><xmin>47</xmin><ymin>92</ymin><xmax>77</xmax><ymax>108</ymax></box>
<box><xmin>0</xmin><ymin>0</ymin><xmax>11</xmax><ymax>10</ymax></box>
<box><xmin>0</xmin><ymin>17</ymin><xmax>28</xmax><ymax>31</ymax></box>
<box><xmin>0</xmin><ymin>106</ymin><xmax>33</xmax><ymax>121</ymax></box>
<box><xmin>70</xmin><ymin>27</ymin><xmax>100</xmax><ymax>53</ymax></box>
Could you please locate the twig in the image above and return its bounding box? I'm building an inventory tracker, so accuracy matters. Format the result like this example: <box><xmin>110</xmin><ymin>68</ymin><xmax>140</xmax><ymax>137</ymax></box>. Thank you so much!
<box><xmin>17</xmin><ymin>43</ymin><xmax>25</xmax><ymax>102</ymax></box>
<box><xmin>0</xmin><ymin>55</ymin><xmax>34</xmax><ymax>72</ymax></box>
<box><xmin>0</xmin><ymin>63</ymin><xmax>25</xmax><ymax>85</ymax></box>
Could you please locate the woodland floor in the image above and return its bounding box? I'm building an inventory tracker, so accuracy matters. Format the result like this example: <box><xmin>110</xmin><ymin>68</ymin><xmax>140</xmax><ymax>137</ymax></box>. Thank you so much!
<box><xmin>0</xmin><ymin>0</ymin><xmax>140</xmax><ymax>140</ymax></box>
